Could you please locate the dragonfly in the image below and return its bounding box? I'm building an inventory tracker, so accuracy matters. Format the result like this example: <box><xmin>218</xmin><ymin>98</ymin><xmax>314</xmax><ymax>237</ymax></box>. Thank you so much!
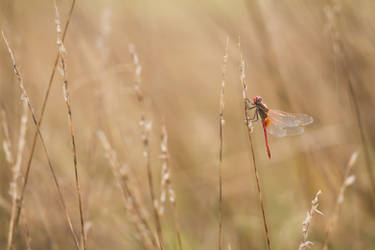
<box><xmin>246</xmin><ymin>96</ymin><xmax>313</xmax><ymax>159</ymax></box>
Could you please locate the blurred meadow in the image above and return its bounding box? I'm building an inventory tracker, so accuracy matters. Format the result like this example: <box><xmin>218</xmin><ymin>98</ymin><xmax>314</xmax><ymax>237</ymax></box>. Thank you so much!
<box><xmin>1</xmin><ymin>0</ymin><xmax>375</xmax><ymax>249</ymax></box>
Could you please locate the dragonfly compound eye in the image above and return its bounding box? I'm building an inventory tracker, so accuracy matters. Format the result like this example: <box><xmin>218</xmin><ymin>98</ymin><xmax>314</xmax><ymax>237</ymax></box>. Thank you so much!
<box><xmin>253</xmin><ymin>96</ymin><xmax>263</xmax><ymax>104</ymax></box>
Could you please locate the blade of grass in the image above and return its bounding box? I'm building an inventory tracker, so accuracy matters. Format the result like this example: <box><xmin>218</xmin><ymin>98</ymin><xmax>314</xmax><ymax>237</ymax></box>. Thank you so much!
<box><xmin>218</xmin><ymin>36</ymin><xmax>229</xmax><ymax>250</ymax></box>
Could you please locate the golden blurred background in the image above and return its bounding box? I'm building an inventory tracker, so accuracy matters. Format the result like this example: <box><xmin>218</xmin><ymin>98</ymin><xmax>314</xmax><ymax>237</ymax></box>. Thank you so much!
<box><xmin>1</xmin><ymin>0</ymin><xmax>375</xmax><ymax>249</ymax></box>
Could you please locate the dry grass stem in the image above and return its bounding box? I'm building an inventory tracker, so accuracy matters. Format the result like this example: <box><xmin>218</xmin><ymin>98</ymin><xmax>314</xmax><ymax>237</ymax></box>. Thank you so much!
<box><xmin>298</xmin><ymin>190</ymin><xmax>323</xmax><ymax>250</ymax></box>
<box><xmin>1</xmin><ymin>30</ymin><xmax>80</xmax><ymax>250</ymax></box>
<box><xmin>218</xmin><ymin>36</ymin><xmax>229</xmax><ymax>250</ymax></box>
<box><xmin>324</xmin><ymin>3</ymin><xmax>375</xmax><ymax>201</ymax></box>
<box><xmin>159</xmin><ymin>122</ymin><xmax>183</xmax><ymax>250</ymax></box>
<box><xmin>239</xmin><ymin>38</ymin><xmax>271</xmax><ymax>250</ymax></box>
<box><xmin>54</xmin><ymin>2</ymin><xmax>87</xmax><ymax>249</ymax></box>
<box><xmin>129</xmin><ymin>44</ymin><xmax>165</xmax><ymax>250</ymax></box>
<box><xmin>322</xmin><ymin>152</ymin><xmax>358</xmax><ymax>250</ymax></box>
<box><xmin>11</xmin><ymin>0</ymin><xmax>77</xmax><ymax>238</ymax></box>
<box><xmin>98</xmin><ymin>131</ymin><xmax>157</xmax><ymax>249</ymax></box>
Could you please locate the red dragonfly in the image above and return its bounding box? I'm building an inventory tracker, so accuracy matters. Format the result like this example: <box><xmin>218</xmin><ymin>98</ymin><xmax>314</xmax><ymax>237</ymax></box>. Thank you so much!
<box><xmin>247</xmin><ymin>96</ymin><xmax>313</xmax><ymax>159</ymax></box>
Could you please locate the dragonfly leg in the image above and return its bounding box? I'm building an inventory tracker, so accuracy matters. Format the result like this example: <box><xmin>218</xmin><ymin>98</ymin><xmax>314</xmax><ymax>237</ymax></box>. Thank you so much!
<box><xmin>247</xmin><ymin>106</ymin><xmax>256</xmax><ymax>111</ymax></box>
<box><xmin>246</xmin><ymin>110</ymin><xmax>259</xmax><ymax>123</ymax></box>
<box><xmin>245</xmin><ymin>98</ymin><xmax>256</xmax><ymax>110</ymax></box>
<box><xmin>251</xmin><ymin>111</ymin><xmax>259</xmax><ymax>122</ymax></box>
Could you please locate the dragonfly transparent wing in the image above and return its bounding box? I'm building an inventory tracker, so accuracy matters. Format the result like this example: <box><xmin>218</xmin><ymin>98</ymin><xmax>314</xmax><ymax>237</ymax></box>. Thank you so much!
<box><xmin>266</xmin><ymin>109</ymin><xmax>312</xmax><ymax>137</ymax></box>
<box><xmin>285</xmin><ymin>126</ymin><xmax>305</xmax><ymax>136</ymax></box>
<box><xmin>266</xmin><ymin>118</ymin><xmax>287</xmax><ymax>137</ymax></box>
<box><xmin>268</xmin><ymin>109</ymin><xmax>313</xmax><ymax>127</ymax></box>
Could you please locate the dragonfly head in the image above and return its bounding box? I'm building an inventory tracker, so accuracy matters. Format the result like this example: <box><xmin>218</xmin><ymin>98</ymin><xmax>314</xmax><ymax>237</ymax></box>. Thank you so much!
<box><xmin>253</xmin><ymin>96</ymin><xmax>263</xmax><ymax>104</ymax></box>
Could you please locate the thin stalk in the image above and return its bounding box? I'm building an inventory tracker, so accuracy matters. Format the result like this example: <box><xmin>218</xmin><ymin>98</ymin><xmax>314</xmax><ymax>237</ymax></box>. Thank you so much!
<box><xmin>129</xmin><ymin>44</ymin><xmax>164</xmax><ymax>250</ymax></box>
<box><xmin>54</xmin><ymin>2</ymin><xmax>86</xmax><ymax>249</ymax></box>
<box><xmin>2</xmin><ymin>31</ymin><xmax>80</xmax><ymax>250</ymax></box>
<box><xmin>13</xmin><ymin>0</ymin><xmax>77</xmax><ymax>232</ymax></box>
<box><xmin>218</xmin><ymin>37</ymin><xmax>229</xmax><ymax>250</ymax></box>
<box><xmin>246</xmin><ymin>129</ymin><xmax>272</xmax><ymax>250</ymax></box>
<box><xmin>239</xmin><ymin>40</ymin><xmax>272</xmax><ymax>250</ymax></box>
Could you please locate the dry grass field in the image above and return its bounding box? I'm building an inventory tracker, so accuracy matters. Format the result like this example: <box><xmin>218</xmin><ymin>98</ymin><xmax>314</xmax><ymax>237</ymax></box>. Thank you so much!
<box><xmin>1</xmin><ymin>0</ymin><xmax>375</xmax><ymax>249</ymax></box>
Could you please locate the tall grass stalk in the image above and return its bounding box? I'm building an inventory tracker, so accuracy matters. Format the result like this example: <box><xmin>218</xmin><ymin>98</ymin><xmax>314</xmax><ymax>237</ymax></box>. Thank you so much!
<box><xmin>322</xmin><ymin>152</ymin><xmax>358</xmax><ymax>250</ymax></box>
<box><xmin>54</xmin><ymin>2</ymin><xmax>86</xmax><ymax>249</ymax></box>
<box><xmin>239</xmin><ymin>39</ymin><xmax>272</xmax><ymax>250</ymax></box>
<box><xmin>13</xmin><ymin>0</ymin><xmax>77</xmax><ymax>235</ymax></box>
<box><xmin>129</xmin><ymin>44</ymin><xmax>165</xmax><ymax>250</ymax></box>
<box><xmin>218</xmin><ymin>37</ymin><xmax>229</xmax><ymax>250</ymax></box>
<box><xmin>2</xmin><ymin>31</ymin><xmax>80</xmax><ymax>250</ymax></box>
<box><xmin>324</xmin><ymin>3</ymin><xmax>375</xmax><ymax>202</ymax></box>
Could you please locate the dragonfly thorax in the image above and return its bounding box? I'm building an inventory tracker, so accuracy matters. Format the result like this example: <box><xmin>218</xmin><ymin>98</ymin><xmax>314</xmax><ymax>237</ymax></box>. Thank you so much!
<box><xmin>256</xmin><ymin>106</ymin><xmax>268</xmax><ymax>120</ymax></box>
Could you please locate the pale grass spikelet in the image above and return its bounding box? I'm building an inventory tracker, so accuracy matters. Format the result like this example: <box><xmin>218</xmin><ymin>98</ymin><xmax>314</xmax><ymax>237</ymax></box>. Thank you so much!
<box><xmin>348</xmin><ymin>151</ymin><xmax>358</xmax><ymax>167</ymax></box>
<box><xmin>298</xmin><ymin>190</ymin><xmax>323</xmax><ymax>250</ymax></box>
<box><xmin>158</xmin><ymin>124</ymin><xmax>176</xmax><ymax>215</ymax></box>
<box><xmin>129</xmin><ymin>43</ymin><xmax>143</xmax><ymax>100</ymax></box>
<box><xmin>240</xmin><ymin>55</ymin><xmax>247</xmax><ymax>100</ymax></box>
<box><xmin>3</xmin><ymin>141</ymin><xmax>13</xmax><ymax>164</ymax></box>
<box><xmin>238</xmin><ymin>41</ymin><xmax>254</xmax><ymax>133</ymax></box>
<box><xmin>344</xmin><ymin>175</ymin><xmax>355</xmax><ymax>186</ymax></box>
<box><xmin>1</xmin><ymin>110</ymin><xmax>14</xmax><ymax>165</ymax></box>
<box><xmin>338</xmin><ymin>175</ymin><xmax>356</xmax><ymax>203</ymax></box>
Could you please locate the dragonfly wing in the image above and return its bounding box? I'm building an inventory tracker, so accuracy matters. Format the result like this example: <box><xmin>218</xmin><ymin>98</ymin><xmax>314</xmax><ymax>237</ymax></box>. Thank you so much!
<box><xmin>268</xmin><ymin>110</ymin><xmax>313</xmax><ymax>127</ymax></box>
<box><xmin>266</xmin><ymin>118</ymin><xmax>287</xmax><ymax>137</ymax></box>
<box><xmin>285</xmin><ymin>126</ymin><xmax>305</xmax><ymax>136</ymax></box>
